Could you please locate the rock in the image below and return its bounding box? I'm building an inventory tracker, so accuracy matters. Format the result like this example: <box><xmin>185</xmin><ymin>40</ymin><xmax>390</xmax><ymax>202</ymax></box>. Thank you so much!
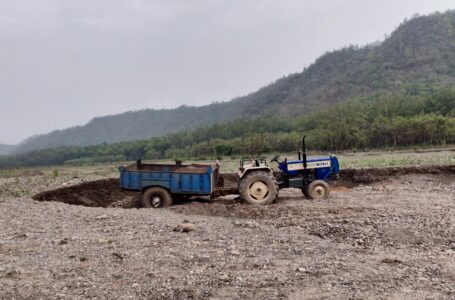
<box><xmin>112</xmin><ymin>252</ymin><xmax>124</xmax><ymax>260</ymax></box>
<box><xmin>96</xmin><ymin>214</ymin><xmax>108</xmax><ymax>220</ymax></box>
<box><xmin>381</xmin><ymin>257</ymin><xmax>402</xmax><ymax>264</ymax></box>
<box><xmin>173</xmin><ymin>223</ymin><xmax>195</xmax><ymax>233</ymax></box>
<box><xmin>14</xmin><ymin>233</ymin><xmax>27</xmax><ymax>239</ymax></box>
<box><xmin>59</xmin><ymin>238</ymin><xmax>69</xmax><ymax>245</ymax></box>
<box><xmin>219</xmin><ymin>274</ymin><xmax>230</xmax><ymax>282</ymax></box>
<box><xmin>182</xmin><ymin>223</ymin><xmax>195</xmax><ymax>232</ymax></box>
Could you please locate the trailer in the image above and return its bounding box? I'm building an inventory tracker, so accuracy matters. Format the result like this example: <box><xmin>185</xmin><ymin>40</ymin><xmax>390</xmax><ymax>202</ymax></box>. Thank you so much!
<box><xmin>119</xmin><ymin>160</ymin><xmax>219</xmax><ymax>208</ymax></box>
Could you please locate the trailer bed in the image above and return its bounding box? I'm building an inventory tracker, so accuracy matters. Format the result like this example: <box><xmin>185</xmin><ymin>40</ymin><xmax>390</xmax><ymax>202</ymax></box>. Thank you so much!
<box><xmin>118</xmin><ymin>161</ymin><xmax>218</xmax><ymax>196</ymax></box>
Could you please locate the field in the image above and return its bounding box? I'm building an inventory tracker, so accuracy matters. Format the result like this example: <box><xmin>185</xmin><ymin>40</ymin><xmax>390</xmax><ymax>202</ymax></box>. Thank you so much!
<box><xmin>1</xmin><ymin>149</ymin><xmax>455</xmax><ymax>299</ymax></box>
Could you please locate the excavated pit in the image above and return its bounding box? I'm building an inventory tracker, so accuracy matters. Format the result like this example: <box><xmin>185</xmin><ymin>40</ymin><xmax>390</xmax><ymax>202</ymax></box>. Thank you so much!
<box><xmin>32</xmin><ymin>165</ymin><xmax>455</xmax><ymax>209</ymax></box>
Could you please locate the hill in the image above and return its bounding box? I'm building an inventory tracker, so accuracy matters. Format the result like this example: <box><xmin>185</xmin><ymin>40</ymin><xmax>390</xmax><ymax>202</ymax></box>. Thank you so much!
<box><xmin>0</xmin><ymin>144</ymin><xmax>15</xmax><ymax>156</ymax></box>
<box><xmin>14</xmin><ymin>11</ymin><xmax>455</xmax><ymax>154</ymax></box>
<box><xmin>1</xmin><ymin>85</ymin><xmax>454</xmax><ymax>168</ymax></box>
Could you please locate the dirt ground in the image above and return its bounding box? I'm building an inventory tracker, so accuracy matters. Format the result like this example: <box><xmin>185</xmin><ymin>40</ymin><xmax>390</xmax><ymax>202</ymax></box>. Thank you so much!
<box><xmin>1</xmin><ymin>166</ymin><xmax>455</xmax><ymax>299</ymax></box>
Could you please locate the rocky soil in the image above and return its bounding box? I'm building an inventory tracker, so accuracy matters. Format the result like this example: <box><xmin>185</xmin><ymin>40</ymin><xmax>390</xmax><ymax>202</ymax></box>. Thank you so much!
<box><xmin>1</xmin><ymin>168</ymin><xmax>454</xmax><ymax>299</ymax></box>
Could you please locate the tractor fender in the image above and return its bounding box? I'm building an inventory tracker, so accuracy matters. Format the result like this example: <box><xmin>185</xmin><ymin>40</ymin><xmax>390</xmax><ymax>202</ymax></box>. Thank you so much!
<box><xmin>239</xmin><ymin>166</ymin><xmax>274</xmax><ymax>179</ymax></box>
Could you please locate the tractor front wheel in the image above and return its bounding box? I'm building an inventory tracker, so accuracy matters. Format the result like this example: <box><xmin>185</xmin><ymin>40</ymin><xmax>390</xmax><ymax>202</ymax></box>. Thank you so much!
<box><xmin>307</xmin><ymin>180</ymin><xmax>330</xmax><ymax>200</ymax></box>
<box><xmin>239</xmin><ymin>171</ymin><xmax>279</xmax><ymax>205</ymax></box>
<box><xmin>142</xmin><ymin>187</ymin><xmax>173</xmax><ymax>208</ymax></box>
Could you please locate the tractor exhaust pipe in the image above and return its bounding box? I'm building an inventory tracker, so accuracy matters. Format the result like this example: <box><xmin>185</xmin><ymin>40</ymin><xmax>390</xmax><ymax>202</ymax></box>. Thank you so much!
<box><xmin>302</xmin><ymin>136</ymin><xmax>307</xmax><ymax>169</ymax></box>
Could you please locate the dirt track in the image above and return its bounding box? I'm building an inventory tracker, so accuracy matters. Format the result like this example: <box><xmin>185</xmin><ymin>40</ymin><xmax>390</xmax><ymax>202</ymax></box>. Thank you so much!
<box><xmin>1</xmin><ymin>166</ymin><xmax>455</xmax><ymax>299</ymax></box>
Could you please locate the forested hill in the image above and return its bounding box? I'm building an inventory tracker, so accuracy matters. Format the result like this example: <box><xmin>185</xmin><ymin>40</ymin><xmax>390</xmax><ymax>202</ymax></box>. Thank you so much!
<box><xmin>2</xmin><ymin>87</ymin><xmax>453</xmax><ymax>168</ymax></box>
<box><xmin>15</xmin><ymin>11</ymin><xmax>455</xmax><ymax>154</ymax></box>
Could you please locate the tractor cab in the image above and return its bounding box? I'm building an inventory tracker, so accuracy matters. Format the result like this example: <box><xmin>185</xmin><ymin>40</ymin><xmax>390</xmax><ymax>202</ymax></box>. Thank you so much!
<box><xmin>238</xmin><ymin>158</ymin><xmax>271</xmax><ymax>178</ymax></box>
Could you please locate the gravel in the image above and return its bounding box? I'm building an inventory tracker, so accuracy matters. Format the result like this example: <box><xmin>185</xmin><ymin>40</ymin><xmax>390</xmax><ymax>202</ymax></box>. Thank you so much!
<box><xmin>1</xmin><ymin>172</ymin><xmax>454</xmax><ymax>299</ymax></box>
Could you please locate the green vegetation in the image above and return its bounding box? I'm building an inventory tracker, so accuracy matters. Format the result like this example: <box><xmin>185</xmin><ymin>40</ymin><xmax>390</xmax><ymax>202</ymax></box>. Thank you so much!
<box><xmin>0</xmin><ymin>86</ymin><xmax>454</xmax><ymax>168</ymax></box>
<box><xmin>13</xmin><ymin>11</ymin><xmax>455</xmax><ymax>154</ymax></box>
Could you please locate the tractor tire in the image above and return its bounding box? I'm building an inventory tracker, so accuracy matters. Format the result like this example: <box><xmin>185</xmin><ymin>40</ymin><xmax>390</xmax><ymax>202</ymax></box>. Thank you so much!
<box><xmin>302</xmin><ymin>186</ymin><xmax>310</xmax><ymax>198</ymax></box>
<box><xmin>239</xmin><ymin>171</ymin><xmax>279</xmax><ymax>205</ymax></box>
<box><xmin>307</xmin><ymin>180</ymin><xmax>330</xmax><ymax>200</ymax></box>
<box><xmin>142</xmin><ymin>187</ymin><xmax>173</xmax><ymax>208</ymax></box>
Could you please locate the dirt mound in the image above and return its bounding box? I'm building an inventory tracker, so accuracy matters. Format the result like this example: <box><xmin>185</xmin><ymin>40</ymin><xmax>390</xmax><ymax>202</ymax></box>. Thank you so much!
<box><xmin>215</xmin><ymin>172</ymin><xmax>239</xmax><ymax>195</ymax></box>
<box><xmin>339</xmin><ymin>164</ymin><xmax>455</xmax><ymax>185</ymax></box>
<box><xmin>32</xmin><ymin>178</ymin><xmax>141</xmax><ymax>208</ymax></box>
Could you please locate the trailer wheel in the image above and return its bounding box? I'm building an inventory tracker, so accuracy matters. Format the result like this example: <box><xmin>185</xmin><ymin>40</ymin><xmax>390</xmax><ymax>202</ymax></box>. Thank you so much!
<box><xmin>239</xmin><ymin>171</ymin><xmax>279</xmax><ymax>205</ymax></box>
<box><xmin>307</xmin><ymin>180</ymin><xmax>330</xmax><ymax>200</ymax></box>
<box><xmin>142</xmin><ymin>187</ymin><xmax>173</xmax><ymax>208</ymax></box>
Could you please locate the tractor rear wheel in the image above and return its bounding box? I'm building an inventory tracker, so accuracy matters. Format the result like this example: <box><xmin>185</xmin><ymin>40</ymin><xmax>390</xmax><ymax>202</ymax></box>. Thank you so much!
<box><xmin>307</xmin><ymin>180</ymin><xmax>330</xmax><ymax>200</ymax></box>
<box><xmin>142</xmin><ymin>187</ymin><xmax>173</xmax><ymax>208</ymax></box>
<box><xmin>302</xmin><ymin>186</ymin><xmax>310</xmax><ymax>198</ymax></box>
<box><xmin>239</xmin><ymin>171</ymin><xmax>279</xmax><ymax>205</ymax></box>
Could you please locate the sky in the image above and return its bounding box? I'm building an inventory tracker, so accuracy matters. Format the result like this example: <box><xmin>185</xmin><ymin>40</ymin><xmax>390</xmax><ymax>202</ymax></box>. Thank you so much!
<box><xmin>0</xmin><ymin>0</ymin><xmax>454</xmax><ymax>144</ymax></box>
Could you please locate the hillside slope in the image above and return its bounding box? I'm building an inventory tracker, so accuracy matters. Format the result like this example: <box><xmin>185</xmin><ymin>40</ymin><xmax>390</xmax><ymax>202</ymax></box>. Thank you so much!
<box><xmin>15</xmin><ymin>11</ymin><xmax>455</xmax><ymax>153</ymax></box>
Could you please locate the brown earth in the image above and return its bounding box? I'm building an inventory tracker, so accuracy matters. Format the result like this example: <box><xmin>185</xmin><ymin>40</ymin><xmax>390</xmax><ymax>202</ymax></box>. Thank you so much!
<box><xmin>32</xmin><ymin>178</ymin><xmax>141</xmax><ymax>208</ymax></box>
<box><xmin>338</xmin><ymin>164</ymin><xmax>455</xmax><ymax>186</ymax></box>
<box><xmin>1</xmin><ymin>165</ymin><xmax>454</xmax><ymax>299</ymax></box>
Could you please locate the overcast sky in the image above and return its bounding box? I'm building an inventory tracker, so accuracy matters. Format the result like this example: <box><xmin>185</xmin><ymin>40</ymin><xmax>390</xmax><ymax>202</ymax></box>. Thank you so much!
<box><xmin>0</xmin><ymin>0</ymin><xmax>454</xmax><ymax>144</ymax></box>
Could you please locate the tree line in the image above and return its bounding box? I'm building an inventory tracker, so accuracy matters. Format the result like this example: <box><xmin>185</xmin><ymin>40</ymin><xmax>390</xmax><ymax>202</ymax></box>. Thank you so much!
<box><xmin>0</xmin><ymin>86</ymin><xmax>454</xmax><ymax>168</ymax></box>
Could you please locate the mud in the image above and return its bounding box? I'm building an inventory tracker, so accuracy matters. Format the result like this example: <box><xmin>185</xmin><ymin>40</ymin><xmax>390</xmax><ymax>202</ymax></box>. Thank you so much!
<box><xmin>32</xmin><ymin>165</ymin><xmax>455</xmax><ymax>209</ymax></box>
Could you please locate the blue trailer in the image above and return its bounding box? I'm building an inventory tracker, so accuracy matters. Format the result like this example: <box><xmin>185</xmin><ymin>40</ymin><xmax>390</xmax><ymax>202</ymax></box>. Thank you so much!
<box><xmin>119</xmin><ymin>160</ymin><xmax>218</xmax><ymax>208</ymax></box>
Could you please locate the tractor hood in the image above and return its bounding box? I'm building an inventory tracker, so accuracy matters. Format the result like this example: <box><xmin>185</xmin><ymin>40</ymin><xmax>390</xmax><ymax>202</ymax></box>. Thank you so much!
<box><xmin>278</xmin><ymin>155</ymin><xmax>339</xmax><ymax>179</ymax></box>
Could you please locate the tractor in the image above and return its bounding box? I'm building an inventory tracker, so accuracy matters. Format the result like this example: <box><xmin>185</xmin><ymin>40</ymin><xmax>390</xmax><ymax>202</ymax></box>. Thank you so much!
<box><xmin>119</xmin><ymin>137</ymin><xmax>339</xmax><ymax>208</ymax></box>
<box><xmin>238</xmin><ymin>137</ymin><xmax>339</xmax><ymax>205</ymax></box>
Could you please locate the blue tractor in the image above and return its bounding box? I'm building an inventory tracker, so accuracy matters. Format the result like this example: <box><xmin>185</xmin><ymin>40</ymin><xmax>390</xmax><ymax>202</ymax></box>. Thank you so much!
<box><xmin>238</xmin><ymin>137</ymin><xmax>339</xmax><ymax>205</ymax></box>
